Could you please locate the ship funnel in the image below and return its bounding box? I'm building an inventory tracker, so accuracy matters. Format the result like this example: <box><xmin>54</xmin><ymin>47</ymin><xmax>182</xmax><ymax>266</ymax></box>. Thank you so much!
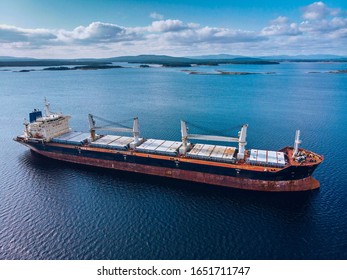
<box><xmin>293</xmin><ymin>130</ymin><xmax>301</xmax><ymax>158</ymax></box>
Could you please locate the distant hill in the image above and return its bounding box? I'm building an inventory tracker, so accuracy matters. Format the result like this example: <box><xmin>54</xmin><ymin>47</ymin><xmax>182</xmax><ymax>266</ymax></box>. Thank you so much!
<box><xmin>108</xmin><ymin>55</ymin><xmax>198</xmax><ymax>67</ymax></box>
<box><xmin>259</xmin><ymin>54</ymin><xmax>347</xmax><ymax>61</ymax></box>
<box><xmin>0</xmin><ymin>56</ymin><xmax>37</xmax><ymax>61</ymax></box>
<box><xmin>0</xmin><ymin>54</ymin><xmax>278</xmax><ymax>67</ymax></box>
<box><xmin>189</xmin><ymin>53</ymin><xmax>347</xmax><ymax>61</ymax></box>
<box><xmin>187</xmin><ymin>54</ymin><xmax>245</xmax><ymax>60</ymax></box>
<box><xmin>2</xmin><ymin>54</ymin><xmax>347</xmax><ymax>65</ymax></box>
<box><xmin>0</xmin><ymin>58</ymin><xmax>111</xmax><ymax>67</ymax></box>
<box><xmin>109</xmin><ymin>54</ymin><xmax>190</xmax><ymax>63</ymax></box>
<box><xmin>107</xmin><ymin>54</ymin><xmax>277</xmax><ymax>66</ymax></box>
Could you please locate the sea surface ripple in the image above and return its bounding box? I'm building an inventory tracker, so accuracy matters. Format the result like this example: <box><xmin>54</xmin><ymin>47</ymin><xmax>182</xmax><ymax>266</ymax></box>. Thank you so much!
<box><xmin>1</xmin><ymin>62</ymin><xmax>347</xmax><ymax>259</ymax></box>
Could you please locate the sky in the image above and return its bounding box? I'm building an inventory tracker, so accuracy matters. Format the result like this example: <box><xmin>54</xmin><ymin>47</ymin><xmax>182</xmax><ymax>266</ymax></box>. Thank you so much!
<box><xmin>0</xmin><ymin>0</ymin><xmax>347</xmax><ymax>58</ymax></box>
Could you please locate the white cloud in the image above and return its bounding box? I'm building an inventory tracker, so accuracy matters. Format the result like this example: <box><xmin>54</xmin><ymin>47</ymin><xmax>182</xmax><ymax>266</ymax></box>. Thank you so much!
<box><xmin>298</xmin><ymin>17</ymin><xmax>347</xmax><ymax>39</ymax></box>
<box><xmin>146</xmin><ymin>20</ymin><xmax>264</xmax><ymax>46</ymax></box>
<box><xmin>57</xmin><ymin>22</ymin><xmax>142</xmax><ymax>44</ymax></box>
<box><xmin>261</xmin><ymin>2</ymin><xmax>347</xmax><ymax>42</ymax></box>
<box><xmin>0</xmin><ymin>24</ymin><xmax>56</xmax><ymax>43</ymax></box>
<box><xmin>148</xmin><ymin>19</ymin><xmax>188</xmax><ymax>33</ymax></box>
<box><xmin>1</xmin><ymin>2</ymin><xmax>347</xmax><ymax>58</ymax></box>
<box><xmin>171</xmin><ymin>27</ymin><xmax>265</xmax><ymax>44</ymax></box>
<box><xmin>302</xmin><ymin>1</ymin><xmax>340</xmax><ymax>20</ymax></box>
<box><xmin>150</xmin><ymin>12</ymin><xmax>164</xmax><ymax>20</ymax></box>
<box><xmin>261</xmin><ymin>17</ymin><xmax>300</xmax><ymax>36</ymax></box>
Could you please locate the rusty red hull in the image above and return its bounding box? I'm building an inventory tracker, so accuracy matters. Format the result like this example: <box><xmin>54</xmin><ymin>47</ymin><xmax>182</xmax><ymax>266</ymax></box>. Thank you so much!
<box><xmin>32</xmin><ymin>148</ymin><xmax>320</xmax><ymax>192</ymax></box>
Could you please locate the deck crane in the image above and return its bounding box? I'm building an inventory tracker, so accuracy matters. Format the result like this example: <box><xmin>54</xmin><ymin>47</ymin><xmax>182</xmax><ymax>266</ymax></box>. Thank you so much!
<box><xmin>88</xmin><ymin>114</ymin><xmax>142</xmax><ymax>148</ymax></box>
<box><xmin>179</xmin><ymin>120</ymin><xmax>248</xmax><ymax>160</ymax></box>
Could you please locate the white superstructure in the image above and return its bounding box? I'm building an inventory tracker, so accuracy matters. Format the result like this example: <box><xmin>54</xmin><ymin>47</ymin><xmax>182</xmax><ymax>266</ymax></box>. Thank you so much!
<box><xmin>24</xmin><ymin>99</ymin><xmax>71</xmax><ymax>141</ymax></box>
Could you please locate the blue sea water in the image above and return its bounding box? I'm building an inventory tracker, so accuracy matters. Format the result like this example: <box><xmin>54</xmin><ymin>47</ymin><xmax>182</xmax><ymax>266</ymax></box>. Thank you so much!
<box><xmin>0</xmin><ymin>62</ymin><xmax>347</xmax><ymax>259</ymax></box>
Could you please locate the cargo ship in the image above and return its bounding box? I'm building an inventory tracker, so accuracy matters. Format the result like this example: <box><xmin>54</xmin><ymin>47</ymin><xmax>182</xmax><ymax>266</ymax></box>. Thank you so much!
<box><xmin>14</xmin><ymin>100</ymin><xmax>323</xmax><ymax>191</ymax></box>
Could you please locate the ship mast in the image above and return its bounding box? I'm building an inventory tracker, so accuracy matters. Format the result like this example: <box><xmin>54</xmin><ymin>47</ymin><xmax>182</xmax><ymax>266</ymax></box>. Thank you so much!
<box><xmin>44</xmin><ymin>97</ymin><xmax>51</xmax><ymax>117</ymax></box>
<box><xmin>293</xmin><ymin>130</ymin><xmax>301</xmax><ymax>158</ymax></box>
<box><xmin>179</xmin><ymin>120</ymin><xmax>189</xmax><ymax>155</ymax></box>
<box><xmin>132</xmin><ymin>117</ymin><xmax>140</xmax><ymax>144</ymax></box>
<box><xmin>237</xmin><ymin>124</ymin><xmax>248</xmax><ymax>159</ymax></box>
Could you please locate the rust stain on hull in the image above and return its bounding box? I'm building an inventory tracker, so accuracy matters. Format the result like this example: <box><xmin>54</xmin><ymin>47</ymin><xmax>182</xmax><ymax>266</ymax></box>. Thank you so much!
<box><xmin>33</xmin><ymin>148</ymin><xmax>320</xmax><ymax>192</ymax></box>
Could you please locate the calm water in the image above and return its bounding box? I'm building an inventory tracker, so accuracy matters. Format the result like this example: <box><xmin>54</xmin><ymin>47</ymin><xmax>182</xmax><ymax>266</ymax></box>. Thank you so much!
<box><xmin>1</xmin><ymin>62</ymin><xmax>347</xmax><ymax>259</ymax></box>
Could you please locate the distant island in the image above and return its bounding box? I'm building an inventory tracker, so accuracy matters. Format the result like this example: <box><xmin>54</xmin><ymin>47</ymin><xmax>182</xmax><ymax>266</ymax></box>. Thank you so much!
<box><xmin>9</xmin><ymin>65</ymin><xmax>124</xmax><ymax>73</ymax></box>
<box><xmin>308</xmin><ymin>69</ymin><xmax>347</xmax><ymax>74</ymax></box>
<box><xmin>0</xmin><ymin>54</ymin><xmax>279</xmax><ymax>69</ymax></box>
<box><xmin>2</xmin><ymin>54</ymin><xmax>347</xmax><ymax>73</ymax></box>
<box><xmin>329</xmin><ymin>69</ymin><xmax>347</xmax><ymax>74</ymax></box>
<box><xmin>181</xmin><ymin>70</ymin><xmax>276</xmax><ymax>75</ymax></box>
<box><xmin>43</xmin><ymin>65</ymin><xmax>124</xmax><ymax>71</ymax></box>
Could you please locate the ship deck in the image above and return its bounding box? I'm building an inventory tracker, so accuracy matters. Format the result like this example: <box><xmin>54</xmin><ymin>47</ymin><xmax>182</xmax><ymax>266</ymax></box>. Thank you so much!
<box><xmin>17</xmin><ymin>131</ymin><xmax>323</xmax><ymax>174</ymax></box>
<box><xmin>43</xmin><ymin>142</ymin><xmax>322</xmax><ymax>175</ymax></box>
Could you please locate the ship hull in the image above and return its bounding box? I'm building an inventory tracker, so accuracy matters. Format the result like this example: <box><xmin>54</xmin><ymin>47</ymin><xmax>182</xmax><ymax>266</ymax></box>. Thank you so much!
<box><xmin>21</xmin><ymin>141</ymin><xmax>320</xmax><ymax>192</ymax></box>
